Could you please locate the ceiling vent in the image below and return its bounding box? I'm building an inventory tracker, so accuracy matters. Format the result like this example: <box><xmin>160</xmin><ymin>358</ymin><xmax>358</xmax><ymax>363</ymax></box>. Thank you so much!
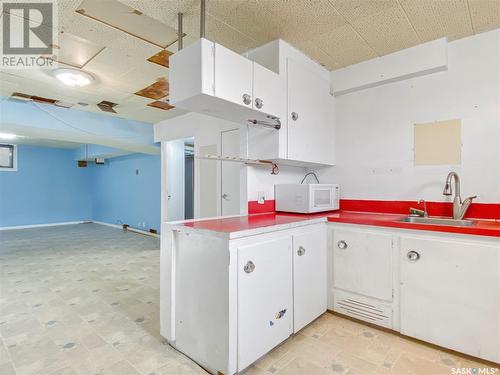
<box><xmin>97</xmin><ymin>100</ymin><xmax>118</xmax><ymax>113</ymax></box>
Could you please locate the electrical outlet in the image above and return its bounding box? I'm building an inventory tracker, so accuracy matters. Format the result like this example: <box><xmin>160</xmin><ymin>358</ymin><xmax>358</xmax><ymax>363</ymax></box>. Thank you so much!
<box><xmin>257</xmin><ymin>191</ymin><xmax>265</xmax><ymax>204</ymax></box>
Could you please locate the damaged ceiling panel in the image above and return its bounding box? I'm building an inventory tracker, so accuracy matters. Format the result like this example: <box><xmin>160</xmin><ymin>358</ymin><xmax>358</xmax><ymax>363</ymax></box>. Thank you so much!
<box><xmin>147</xmin><ymin>100</ymin><xmax>175</xmax><ymax>111</ymax></box>
<box><xmin>134</xmin><ymin>78</ymin><xmax>169</xmax><ymax>100</ymax></box>
<box><xmin>75</xmin><ymin>0</ymin><xmax>179</xmax><ymax>48</ymax></box>
<box><xmin>147</xmin><ymin>50</ymin><xmax>173</xmax><ymax>68</ymax></box>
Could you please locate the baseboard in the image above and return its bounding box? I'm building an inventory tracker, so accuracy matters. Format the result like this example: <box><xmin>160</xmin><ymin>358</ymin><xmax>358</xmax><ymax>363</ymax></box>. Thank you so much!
<box><xmin>0</xmin><ymin>221</ymin><xmax>89</xmax><ymax>231</ymax></box>
<box><xmin>92</xmin><ymin>221</ymin><xmax>160</xmax><ymax>238</ymax></box>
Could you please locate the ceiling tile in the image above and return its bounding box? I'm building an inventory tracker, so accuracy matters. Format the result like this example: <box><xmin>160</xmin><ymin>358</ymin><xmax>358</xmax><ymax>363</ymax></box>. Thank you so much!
<box><xmin>349</xmin><ymin>5</ymin><xmax>420</xmax><ymax>56</ymax></box>
<box><xmin>294</xmin><ymin>41</ymin><xmax>340</xmax><ymax>70</ymax></box>
<box><xmin>75</xmin><ymin>0</ymin><xmax>179</xmax><ymax>48</ymax></box>
<box><xmin>56</xmin><ymin>31</ymin><xmax>105</xmax><ymax>68</ymax></box>
<box><xmin>399</xmin><ymin>0</ymin><xmax>472</xmax><ymax>42</ymax></box>
<box><xmin>468</xmin><ymin>0</ymin><xmax>500</xmax><ymax>34</ymax></box>
<box><xmin>207</xmin><ymin>0</ymin><xmax>277</xmax><ymax>44</ymax></box>
<box><xmin>331</xmin><ymin>0</ymin><xmax>399</xmax><ymax>22</ymax></box>
<box><xmin>312</xmin><ymin>24</ymin><xmax>378</xmax><ymax>68</ymax></box>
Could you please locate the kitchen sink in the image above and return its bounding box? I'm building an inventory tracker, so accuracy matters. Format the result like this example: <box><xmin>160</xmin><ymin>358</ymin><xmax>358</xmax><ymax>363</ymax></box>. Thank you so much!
<box><xmin>399</xmin><ymin>216</ymin><xmax>475</xmax><ymax>227</ymax></box>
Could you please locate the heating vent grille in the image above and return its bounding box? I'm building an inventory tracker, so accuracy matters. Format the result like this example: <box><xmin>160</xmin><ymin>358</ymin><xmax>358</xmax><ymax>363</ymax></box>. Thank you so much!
<box><xmin>333</xmin><ymin>290</ymin><xmax>392</xmax><ymax>329</ymax></box>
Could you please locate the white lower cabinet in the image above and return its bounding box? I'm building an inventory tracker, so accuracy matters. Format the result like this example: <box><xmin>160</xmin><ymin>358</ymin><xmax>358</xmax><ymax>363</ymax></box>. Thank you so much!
<box><xmin>165</xmin><ymin>221</ymin><xmax>500</xmax><ymax>375</ymax></box>
<box><xmin>292</xmin><ymin>225</ymin><xmax>327</xmax><ymax>333</ymax></box>
<box><xmin>237</xmin><ymin>236</ymin><xmax>293</xmax><ymax>370</ymax></box>
<box><xmin>399</xmin><ymin>236</ymin><xmax>500</xmax><ymax>363</ymax></box>
<box><xmin>332</xmin><ymin>227</ymin><xmax>395</xmax><ymax>328</ymax></box>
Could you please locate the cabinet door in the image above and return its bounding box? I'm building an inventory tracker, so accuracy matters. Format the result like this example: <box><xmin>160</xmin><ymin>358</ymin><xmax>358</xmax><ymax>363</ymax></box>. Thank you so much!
<box><xmin>293</xmin><ymin>225</ymin><xmax>327</xmax><ymax>332</ymax></box>
<box><xmin>214</xmin><ymin>43</ymin><xmax>253</xmax><ymax>109</ymax></box>
<box><xmin>252</xmin><ymin>63</ymin><xmax>284</xmax><ymax>119</ymax></box>
<box><xmin>237</xmin><ymin>236</ymin><xmax>293</xmax><ymax>371</ymax></box>
<box><xmin>287</xmin><ymin>58</ymin><xmax>333</xmax><ymax>165</ymax></box>
<box><xmin>400</xmin><ymin>236</ymin><xmax>500</xmax><ymax>363</ymax></box>
<box><xmin>333</xmin><ymin>228</ymin><xmax>393</xmax><ymax>301</ymax></box>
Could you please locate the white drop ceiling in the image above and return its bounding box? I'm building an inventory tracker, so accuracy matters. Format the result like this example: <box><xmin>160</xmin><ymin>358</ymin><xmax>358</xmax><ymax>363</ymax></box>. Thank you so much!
<box><xmin>0</xmin><ymin>0</ymin><xmax>498</xmax><ymax>125</ymax></box>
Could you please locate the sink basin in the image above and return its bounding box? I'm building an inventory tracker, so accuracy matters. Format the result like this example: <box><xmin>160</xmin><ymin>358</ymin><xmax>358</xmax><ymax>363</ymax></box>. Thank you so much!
<box><xmin>399</xmin><ymin>216</ymin><xmax>475</xmax><ymax>227</ymax></box>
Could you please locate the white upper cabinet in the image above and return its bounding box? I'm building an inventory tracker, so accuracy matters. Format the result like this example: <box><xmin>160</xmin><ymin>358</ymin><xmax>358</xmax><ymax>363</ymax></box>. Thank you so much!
<box><xmin>170</xmin><ymin>38</ymin><xmax>335</xmax><ymax>167</ymax></box>
<box><xmin>214</xmin><ymin>43</ymin><xmax>253</xmax><ymax>109</ymax></box>
<box><xmin>170</xmin><ymin>38</ymin><xmax>282</xmax><ymax>126</ymax></box>
<box><xmin>287</xmin><ymin>59</ymin><xmax>334</xmax><ymax>165</ymax></box>
<box><xmin>252</xmin><ymin>62</ymin><xmax>284</xmax><ymax>119</ymax></box>
<box><xmin>247</xmin><ymin>40</ymin><xmax>335</xmax><ymax>167</ymax></box>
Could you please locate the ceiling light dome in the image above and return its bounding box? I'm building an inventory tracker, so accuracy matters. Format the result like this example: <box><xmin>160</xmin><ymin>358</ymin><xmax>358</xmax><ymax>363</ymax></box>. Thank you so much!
<box><xmin>53</xmin><ymin>68</ymin><xmax>94</xmax><ymax>87</ymax></box>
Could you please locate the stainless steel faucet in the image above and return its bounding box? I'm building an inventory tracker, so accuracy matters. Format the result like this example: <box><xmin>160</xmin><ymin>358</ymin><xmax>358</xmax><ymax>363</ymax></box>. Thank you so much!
<box><xmin>442</xmin><ymin>172</ymin><xmax>477</xmax><ymax>220</ymax></box>
<box><xmin>409</xmin><ymin>199</ymin><xmax>428</xmax><ymax>217</ymax></box>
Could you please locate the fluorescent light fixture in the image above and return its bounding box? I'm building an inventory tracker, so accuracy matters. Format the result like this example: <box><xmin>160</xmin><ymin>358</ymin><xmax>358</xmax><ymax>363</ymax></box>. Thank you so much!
<box><xmin>53</xmin><ymin>68</ymin><xmax>94</xmax><ymax>87</ymax></box>
<box><xmin>0</xmin><ymin>133</ymin><xmax>17</xmax><ymax>140</ymax></box>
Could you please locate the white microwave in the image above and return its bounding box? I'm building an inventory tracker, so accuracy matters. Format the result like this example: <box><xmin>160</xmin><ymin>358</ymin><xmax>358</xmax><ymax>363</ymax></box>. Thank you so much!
<box><xmin>275</xmin><ymin>184</ymin><xmax>340</xmax><ymax>213</ymax></box>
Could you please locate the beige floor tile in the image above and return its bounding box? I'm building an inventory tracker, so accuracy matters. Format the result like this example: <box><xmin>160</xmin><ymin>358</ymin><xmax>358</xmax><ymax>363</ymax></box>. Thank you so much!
<box><xmin>0</xmin><ymin>362</ymin><xmax>16</xmax><ymax>375</ymax></box>
<box><xmin>391</xmin><ymin>352</ymin><xmax>451</xmax><ymax>375</ymax></box>
<box><xmin>2</xmin><ymin>225</ymin><xmax>495</xmax><ymax>375</ymax></box>
<box><xmin>104</xmin><ymin>360</ymin><xmax>141</xmax><ymax>375</ymax></box>
<box><xmin>278</xmin><ymin>357</ymin><xmax>333</xmax><ymax>375</ymax></box>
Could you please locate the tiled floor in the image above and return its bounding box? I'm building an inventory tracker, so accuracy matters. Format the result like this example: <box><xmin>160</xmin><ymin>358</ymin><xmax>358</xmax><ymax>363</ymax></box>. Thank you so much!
<box><xmin>0</xmin><ymin>224</ymin><xmax>497</xmax><ymax>375</ymax></box>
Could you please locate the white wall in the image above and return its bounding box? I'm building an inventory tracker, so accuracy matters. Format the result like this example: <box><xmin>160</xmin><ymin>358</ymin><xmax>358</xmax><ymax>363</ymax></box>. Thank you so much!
<box><xmin>322</xmin><ymin>29</ymin><xmax>500</xmax><ymax>203</ymax></box>
<box><xmin>247</xmin><ymin>165</ymin><xmax>306</xmax><ymax>202</ymax></box>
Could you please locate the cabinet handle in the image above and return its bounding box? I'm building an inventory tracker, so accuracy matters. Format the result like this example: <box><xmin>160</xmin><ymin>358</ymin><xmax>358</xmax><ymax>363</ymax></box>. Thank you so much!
<box><xmin>291</xmin><ymin>112</ymin><xmax>299</xmax><ymax>121</ymax></box>
<box><xmin>244</xmin><ymin>260</ymin><xmax>255</xmax><ymax>273</ymax></box>
<box><xmin>407</xmin><ymin>251</ymin><xmax>420</xmax><ymax>262</ymax></box>
<box><xmin>242</xmin><ymin>93</ymin><xmax>251</xmax><ymax>105</ymax></box>
<box><xmin>255</xmin><ymin>98</ymin><xmax>264</xmax><ymax>109</ymax></box>
<box><xmin>337</xmin><ymin>240</ymin><xmax>348</xmax><ymax>249</ymax></box>
<box><xmin>297</xmin><ymin>246</ymin><xmax>306</xmax><ymax>256</ymax></box>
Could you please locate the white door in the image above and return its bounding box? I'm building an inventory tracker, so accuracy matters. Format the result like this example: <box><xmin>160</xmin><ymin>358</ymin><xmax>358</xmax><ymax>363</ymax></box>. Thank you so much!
<box><xmin>166</xmin><ymin>139</ymin><xmax>185</xmax><ymax>221</ymax></box>
<box><xmin>333</xmin><ymin>228</ymin><xmax>393</xmax><ymax>301</ymax></box>
<box><xmin>293</xmin><ymin>224</ymin><xmax>327</xmax><ymax>332</ymax></box>
<box><xmin>237</xmin><ymin>236</ymin><xmax>293</xmax><ymax>371</ymax></box>
<box><xmin>287</xmin><ymin>58</ymin><xmax>333</xmax><ymax>165</ymax></box>
<box><xmin>214</xmin><ymin>43</ymin><xmax>253</xmax><ymax>109</ymax></box>
<box><xmin>252</xmin><ymin>62</ymin><xmax>284</xmax><ymax>119</ymax></box>
<box><xmin>221</xmin><ymin>129</ymin><xmax>241</xmax><ymax>216</ymax></box>
<box><xmin>400</xmin><ymin>236</ymin><xmax>500</xmax><ymax>363</ymax></box>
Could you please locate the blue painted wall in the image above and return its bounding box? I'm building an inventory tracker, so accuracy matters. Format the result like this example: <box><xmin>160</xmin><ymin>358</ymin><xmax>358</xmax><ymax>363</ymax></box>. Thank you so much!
<box><xmin>92</xmin><ymin>153</ymin><xmax>161</xmax><ymax>232</ymax></box>
<box><xmin>0</xmin><ymin>145</ymin><xmax>161</xmax><ymax>231</ymax></box>
<box><xmin>0</xmin><ymin>145</ymin><xmax>93</xmax><ymax>227</ymax></box>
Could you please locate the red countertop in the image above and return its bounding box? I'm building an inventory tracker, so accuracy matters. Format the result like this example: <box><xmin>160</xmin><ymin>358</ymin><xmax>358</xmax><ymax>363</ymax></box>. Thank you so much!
<box><xmin>181</xmin><ymin>210</ymin><xmax>500</xmax><ymax>238</ymax></box>
<box><xmin>327</xmin><ymin>211</ymin><xmax>500</xmax><ymax>238</ymax></box>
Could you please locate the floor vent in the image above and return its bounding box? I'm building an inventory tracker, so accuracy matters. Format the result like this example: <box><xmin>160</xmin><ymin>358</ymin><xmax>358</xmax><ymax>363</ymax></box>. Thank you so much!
<box><xmin>333</xmin><ymin>289</ymin><xmax>393</xmax><ymax>328</ymax></box>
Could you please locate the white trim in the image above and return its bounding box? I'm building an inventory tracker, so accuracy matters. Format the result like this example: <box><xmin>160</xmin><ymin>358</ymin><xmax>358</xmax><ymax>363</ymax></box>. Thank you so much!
<box><xmin>92</xmin><ymin>221</ymin><xmax>160</xmax><ymax>238</ymax></box>
<box><xmin>0</xmin><ymin>221</ymin><xmax>89</xmax><ymax>231</ymax></box>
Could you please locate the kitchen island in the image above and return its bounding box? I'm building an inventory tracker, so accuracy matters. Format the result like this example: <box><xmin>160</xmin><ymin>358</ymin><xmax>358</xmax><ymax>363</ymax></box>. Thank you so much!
<box><xmin>160</xmin><ymin>210</ymin><xmax>500</xmax><ymax>374</ymax></box>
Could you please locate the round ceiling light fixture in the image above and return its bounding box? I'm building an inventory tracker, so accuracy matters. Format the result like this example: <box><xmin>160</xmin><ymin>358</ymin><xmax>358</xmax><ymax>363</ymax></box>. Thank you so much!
<box><xmin>52</xmin><ymin>68</ymin><xmax>94</xmax><ymax>87</ymax></box>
